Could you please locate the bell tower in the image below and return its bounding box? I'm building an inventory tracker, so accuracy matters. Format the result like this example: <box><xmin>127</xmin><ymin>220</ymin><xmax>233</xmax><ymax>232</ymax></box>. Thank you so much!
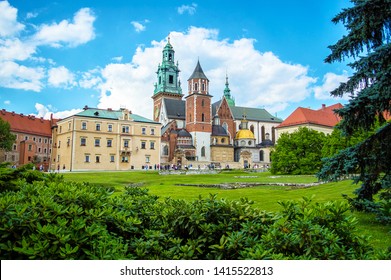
<box><xmin>185</xmin><ymin>60</ymin><xmax>212</xmax><ymax>161</ymax></box>
<box><xmin>152</xmin><ymin>36</ymin><xmax>183</xmax><ymax>122</ymax></box>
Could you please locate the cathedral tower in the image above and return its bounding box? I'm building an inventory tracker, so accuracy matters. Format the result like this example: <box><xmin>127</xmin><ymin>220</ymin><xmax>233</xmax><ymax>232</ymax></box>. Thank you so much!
<box><xmin>185</xmin><ymin>60</ymin><xmax>212</xmax><ymax>161</ymax></box>
<box><xmin>152</xmin><ymin>36</ymin><xmax>183</xmax><ymax>122</ymax></box>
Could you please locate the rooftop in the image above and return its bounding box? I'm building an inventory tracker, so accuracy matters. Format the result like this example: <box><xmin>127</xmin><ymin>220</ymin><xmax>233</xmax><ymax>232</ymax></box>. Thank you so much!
<box><xmin>188</xmin><ymin>60</ymin><xmax>209</xmax><ymax>81</ymax></box>
<box><xmin>277</xmin><ymin>103</ymin><xmax>343</xmax><ymax>129</ymax></box>
<box><xmin>164</xmin><ymin>99</ymin><xmax>186</xmax><ymax>120</ymax></box>
<box><xmin>72</xmin><ymin>107</ymin><xmax>159</xmax><ymax>124</ymax></box>
<box><xmin>0</xmin><ymin>109</ymin><xmax>53</xmax><ymax>137</ymax></box>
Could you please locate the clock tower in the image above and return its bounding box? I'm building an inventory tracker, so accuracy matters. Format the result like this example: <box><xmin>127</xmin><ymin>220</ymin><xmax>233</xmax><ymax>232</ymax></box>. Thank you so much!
<box><xmin>152</xmin><ymin>36</ymin><xmax>183</xmax><ymax>122</ymax></box>
<box><xmin>185</xmin><ymin>60</ymin><xmax>212</xmax><ymax>161</ymax></box>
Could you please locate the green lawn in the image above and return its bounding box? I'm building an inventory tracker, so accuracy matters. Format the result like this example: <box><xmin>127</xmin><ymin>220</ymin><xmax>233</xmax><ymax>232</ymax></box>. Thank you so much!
<box><xmin>63</xmin><ymin>170</ymin><xmax>391</xmax><ymax>251</ymax></box>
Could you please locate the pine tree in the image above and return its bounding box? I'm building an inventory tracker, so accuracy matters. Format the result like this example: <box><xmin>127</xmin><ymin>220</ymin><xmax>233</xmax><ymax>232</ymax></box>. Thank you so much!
<box><xmin>318</xmin><ymin>0</ymin><xmax>391</xmax><ymax>201</ymax></box>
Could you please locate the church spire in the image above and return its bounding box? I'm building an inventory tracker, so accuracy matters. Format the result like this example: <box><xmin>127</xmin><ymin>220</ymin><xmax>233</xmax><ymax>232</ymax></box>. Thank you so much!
<box><xmin>223</xmin><ymin>73</ymin><xmax>235</xmax><ymax>106</ymax></box>
<box><xmin>224</xmin><ymin>73</ymin><xmax>231</xmax><ymax>96</ymax></box>
<box><xmin>188</xmin><ymin>59</ymin><xmax>209</xmax><ymax>81</ymax></box>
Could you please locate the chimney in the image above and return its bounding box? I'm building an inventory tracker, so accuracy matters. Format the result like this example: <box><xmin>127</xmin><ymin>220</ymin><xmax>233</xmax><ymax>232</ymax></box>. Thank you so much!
<box><xmin>322</xmin><ymin>104</ymin><xmax>326</xmax><ymax>110</ymax></box>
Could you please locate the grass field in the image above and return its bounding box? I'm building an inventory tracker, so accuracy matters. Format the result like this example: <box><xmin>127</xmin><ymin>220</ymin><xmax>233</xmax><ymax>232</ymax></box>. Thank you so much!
<box><xmin>62</xmin><ymin>170</ymin><xmax>391</xmax><ymax>251</ymax></box>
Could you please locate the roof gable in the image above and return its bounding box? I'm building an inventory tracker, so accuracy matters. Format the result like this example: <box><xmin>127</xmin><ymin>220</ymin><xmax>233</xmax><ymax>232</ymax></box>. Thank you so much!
<box><xmin>213</xmin><ymin>97</ymin><xmax>234</xmax><ymax>118</ymax></box>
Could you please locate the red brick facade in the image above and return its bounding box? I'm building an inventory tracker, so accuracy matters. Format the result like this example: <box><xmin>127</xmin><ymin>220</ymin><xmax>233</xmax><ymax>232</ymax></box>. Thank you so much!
<box><xmin>185</xmin><ymin>94</ymin><xmax>212</xmax><ymax>133</ymax></box>
<box><xmin>216</xmin><ymin>97</ymin><xmax>236</xmax><ymax>140</ymax></box>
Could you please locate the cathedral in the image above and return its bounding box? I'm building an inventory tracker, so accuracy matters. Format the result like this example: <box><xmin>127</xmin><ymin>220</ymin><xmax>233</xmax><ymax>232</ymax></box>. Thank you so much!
<box><xmin>152</xmin><ymin>37</ymin><xmax>283</xmax><ymax>168</ymax></box>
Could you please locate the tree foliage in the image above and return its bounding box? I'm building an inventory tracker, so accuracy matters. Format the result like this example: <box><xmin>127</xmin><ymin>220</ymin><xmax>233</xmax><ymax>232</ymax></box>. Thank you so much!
<box><xmin>0</xmin><ymin>165</ymin><xmax>386</xmax><ymax>260</ymax></box>
<box><xmin>321</xmin><ymin>124</ymin><xmax>375</xmax><ymax>159</ymax></box>
<box><xmin>271</xmin><ymin>127</ymin><xmax>326</xmax><ymax>175</ymax></box>
<box><xmin>318</xmin><ymin>0</ymin><xmax>391</xmax><ymax>203</ymax></box>
<box><xmin>0</xmin><ymin>118</ymin><xmax>16</xmax><ymax>152</ymax></box>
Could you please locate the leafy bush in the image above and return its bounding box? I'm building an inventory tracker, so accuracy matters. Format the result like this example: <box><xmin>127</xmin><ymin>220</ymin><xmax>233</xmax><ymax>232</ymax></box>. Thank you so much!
<box><xmin>0</xmin><ymin>175</ymin><xmax>388</xmax><ymax>259</ymax></box>
<box><xmin>245</xmin><ymin>197</ymin><xmax>376</xmax><ymax>259</ymax></box>
<box><xmin>0</xmin><ymin>163</ymin><xmax>46</xmax><ymax>192</ymax></box>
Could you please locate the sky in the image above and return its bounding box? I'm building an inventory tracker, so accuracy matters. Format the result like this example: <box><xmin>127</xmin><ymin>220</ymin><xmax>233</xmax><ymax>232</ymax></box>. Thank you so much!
<box><xmin>0</xmin><ymin>0</ymin><xmax>353</xmax><ymax>120</ymax></box>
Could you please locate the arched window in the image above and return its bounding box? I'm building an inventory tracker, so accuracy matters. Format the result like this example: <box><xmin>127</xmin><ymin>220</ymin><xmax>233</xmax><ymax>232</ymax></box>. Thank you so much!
<box><xmin>201</xmin><ymin>99</ymin><xmax>205</xmax><ymax>107</ymax></box>
<box><xmin>202</xmin><ymin>83</ymin><xmax>205</xmax><ymax>91</ymax></box>
<box><xmin>259</xmin><ymin>150</ymin><xmax>264</xmax><ymax>161</ymax></box>
<box><xmin>272</xmin><ymin>127</ymin><xmax>276</xmax><ymax>143</ymax></box>
<box><xmin>202</xmin><ymin>113</ymin><xmax>205</xmax><ymax>122</ymax></box>
<box><xmin>250</xmin><ymin>125</ymin><xmax>254</xmax><ymax>134</ymax></box>
<box><xmin>261</xmin><ymin>126</ymin><xmax>265</xmax><ymax>141</ymax></box>
<box><xmin>163</xmin><ymin>145</ymin><xmax>169</xmax><ymax>156</ymax></box>
<box><xmin>201</xmin><ymin>146</ymin><xmax>206</xmax><ymax>157</ymax></box>
<box><xmin>194</xmin><ymin>83</ymin><xmax>198</xmax><ymax>91</ymax></box>
<box><xmin>222</xmin><ymin>122</ymin><xmax>228</xmax><ymax>132</ymax></box>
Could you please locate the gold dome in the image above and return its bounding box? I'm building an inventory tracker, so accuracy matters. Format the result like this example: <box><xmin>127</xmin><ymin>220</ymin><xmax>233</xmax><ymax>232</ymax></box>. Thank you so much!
<box><xmin>235</xmin><ymin>129</ymin><xmax>255</xmax><ymax>140</ymax></box>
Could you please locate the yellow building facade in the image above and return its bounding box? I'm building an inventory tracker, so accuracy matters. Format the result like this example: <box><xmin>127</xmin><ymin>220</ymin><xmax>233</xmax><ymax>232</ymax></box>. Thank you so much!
<box><xmin>51</xmin><ymin>107</ymin><xmax>161</xmax><ymax>171</ymax></box>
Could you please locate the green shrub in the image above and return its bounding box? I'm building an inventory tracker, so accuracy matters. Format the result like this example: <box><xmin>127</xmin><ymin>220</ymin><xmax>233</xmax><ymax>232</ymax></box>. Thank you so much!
<box><xmin>0</xmin><ymin>163</ymin><xmax>46</xmax><ymax>192</ymax></box>
<box><xmin>245</xmin><ymin>197</ymin><xmax>376</xmax><ymax>259</ymax></box>
<box><xmin>0</xmin><ymin>177</ymin><xmax>387</xmax><ymax>259</ymax></box>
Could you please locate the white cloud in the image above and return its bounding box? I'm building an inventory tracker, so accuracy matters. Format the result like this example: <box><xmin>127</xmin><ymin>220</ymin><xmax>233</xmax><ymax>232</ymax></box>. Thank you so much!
<box><xmin>95</xmin><ymin>27</ymin><xmax>317</xmax><ymax>118</ymax></box>
<box><xmin>33</xmin><ymin>8</ymin><xmax>96</xmax><ymax>48</ymax></box>
<box><xmin>26</xmin><ymin>12</ymin><xmax>38</xmax><ymax>19</ymax></box>
<box><xmin>0</xmin><ymin>61</ymin><xmax>44</xmax><ymax>91</ymax></box>
<box><xmin>0</xmin><ymin>1</ymin><xmax>25</xmax><ymax>37</ymax></box>
<box><xmin>48</xmin><ymin>66</ymin><xmax>76</xmax><ymax>88</ymax></box>
<box><xmin>112</xmin><ymin>56</ymin><xmax>123</xmax><ymax>62</ymax></box>
<box><xmin>4</xmin><ymin>100</ymin><xmax>11</xmax><ymax>105</ymax></box>
<box><xmin>0</xmin><ymin>3</ymin><xmax>97</xmax><ymax>93</ymax></box>
<box><xmin>313</xmin><ymin>71</ymin><xmax>349</xmax><ymax>100</ymax></box>
<box><xmin>34</xmin><ymin>103</ymin><xmax>82</xmax><ymax>119</ymax></box>
<box><xmin>0</xmin><ymin>38</ymin><xmax>36</xmax><ymax>61</ymax></box>
<box><xmin>79</xmin><ymin>69</ymin><xmax>102</xmax><ymax>89</ymax></box>
<box><xmin>177</xmin><ymin>3</ymin><xmax>198</xmax><ymax>15</ymax></box>
<box><xmin>131</xmin><ymin>20</ymin><xmax>149</xmax><ymax>33</ymax></box>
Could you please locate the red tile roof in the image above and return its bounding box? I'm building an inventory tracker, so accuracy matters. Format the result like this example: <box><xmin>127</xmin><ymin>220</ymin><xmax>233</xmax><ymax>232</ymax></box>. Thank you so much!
<box><xmin>277</xmin><ymin>103</ymin><xmax>343</xmax><ymax>129</ymax></box>
<box><xmin>0</xmin><ymin>109</ymin><xmax>53</xmax><ymax>137</ymax></box>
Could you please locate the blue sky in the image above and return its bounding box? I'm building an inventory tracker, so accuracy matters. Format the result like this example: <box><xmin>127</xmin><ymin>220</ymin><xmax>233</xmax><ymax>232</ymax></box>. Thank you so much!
<box><xmin>0</xmin><ymin>0</ymin><xmax>352</xmax><ymax>120</ymax></box>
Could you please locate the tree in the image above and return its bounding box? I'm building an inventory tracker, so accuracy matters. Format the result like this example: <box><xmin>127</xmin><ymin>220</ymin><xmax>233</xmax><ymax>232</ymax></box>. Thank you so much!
<box><xmin>271</xmin><ymin>127</ymin><xmax>326</xmax><ymax>175</ymax></box>
<box><xmin>318</xmin><ymin>0</ymin><xmax>391</xmax><ymax>202</ymax></box>
<box><xmin>321</xmin><ymin>125</ymin><xmax>374</xmax><ymax>159</ymax></box>
<box><xmin>0</xmin><ymin>118</ymin><xmax>16</xmax><ymax>152</ymax></box>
